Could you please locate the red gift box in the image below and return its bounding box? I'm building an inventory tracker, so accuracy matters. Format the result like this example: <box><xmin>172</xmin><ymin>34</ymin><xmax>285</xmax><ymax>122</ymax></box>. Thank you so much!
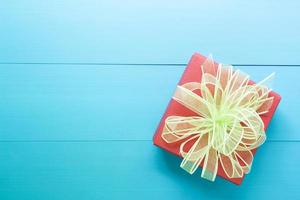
<box><xmin>153</xmin><ymin>53</ymin><xmax>281</xmax><ymax>185</ymax></box>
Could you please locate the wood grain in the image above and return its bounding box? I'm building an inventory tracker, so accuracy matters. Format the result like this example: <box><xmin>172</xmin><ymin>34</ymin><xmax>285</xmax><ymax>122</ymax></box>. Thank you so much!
<box><xmin>0</xmin><ymin>141</ymin><xmax>299</xmax><ymax>199</ymax></box>
<box><xmin>0</xmin><ymin>64</ymin><xmax>294</xmax><ymax>140</ymax></box>
<box><xmin>0</xmin><ymin>0</ymin><xmax>300</xmax><ymax>64</ymax></box>
<box><xmin>1</xmin><ymin>1</ymin><xmax>299</xmax><ymax>199</ymax></box>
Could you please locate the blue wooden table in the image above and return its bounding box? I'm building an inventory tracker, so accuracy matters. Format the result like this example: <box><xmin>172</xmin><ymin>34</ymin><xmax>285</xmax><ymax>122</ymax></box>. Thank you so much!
<box><xmin>0</xmin><ymin>1</ymin><xmax>299</xmax><ymax>199</ymax></box>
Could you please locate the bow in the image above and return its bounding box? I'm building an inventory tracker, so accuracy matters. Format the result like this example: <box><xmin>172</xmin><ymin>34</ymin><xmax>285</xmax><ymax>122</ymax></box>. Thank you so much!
<box><xmin>162</xmin><ymin>56</ymin><xmax>274</xmax><ymax>181</ymax></box>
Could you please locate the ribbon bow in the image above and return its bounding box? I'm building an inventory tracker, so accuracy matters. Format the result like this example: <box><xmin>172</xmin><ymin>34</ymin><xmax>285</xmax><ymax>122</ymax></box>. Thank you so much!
<box><xmin>162</xmin><ymin>56</ymin><xmax>274</xmax><ymax>181</ymax></box>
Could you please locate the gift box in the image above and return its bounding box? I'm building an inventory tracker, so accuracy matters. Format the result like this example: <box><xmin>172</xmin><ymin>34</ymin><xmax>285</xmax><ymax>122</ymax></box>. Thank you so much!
<box><xmin>153</xmin><ymin>53</ymin><xmax>281</xmax><ymax>185</ymax></box>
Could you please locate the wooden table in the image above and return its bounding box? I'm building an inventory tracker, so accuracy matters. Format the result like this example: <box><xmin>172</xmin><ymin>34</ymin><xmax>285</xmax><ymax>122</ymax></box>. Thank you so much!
<box><xmin>0</xmin><ymin>1</ymin><xmax>299</xmax><ymax>199</ymax></box>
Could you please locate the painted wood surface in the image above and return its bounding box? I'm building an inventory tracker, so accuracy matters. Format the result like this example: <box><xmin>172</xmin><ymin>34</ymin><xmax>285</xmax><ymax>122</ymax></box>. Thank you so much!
<box><xmin>0</xmin><ymin>0</ymin><xmax>300</xmax><ymax>199</ymax></box>
<box><xmin>0</xmin><ymin>141</ymin><xmax>299</xmax><ymax>200</ymax></box>
<box><xmin>1</xmin><ymin>0</ymin><xmax>300</xmax><ymax>64</ymax></box>
<box><xmin>0</xmin><ymin>64</ymin><xmax>295</xmax><ymax>141</ymax></box>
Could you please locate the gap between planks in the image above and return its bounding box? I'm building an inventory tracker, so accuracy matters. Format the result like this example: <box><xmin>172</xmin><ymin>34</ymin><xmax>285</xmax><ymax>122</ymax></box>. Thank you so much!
<box><xmin>0</xmin><ymin>63</ymin><xmax>294</xmax><ymax>144</ymax></box>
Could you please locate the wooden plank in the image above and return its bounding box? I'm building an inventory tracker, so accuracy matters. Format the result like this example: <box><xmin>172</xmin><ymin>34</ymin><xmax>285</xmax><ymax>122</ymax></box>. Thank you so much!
<box><xmin>0</xmin><ymin>64</ymin><xmax>295</xmax><ymax>140</ymax></box>
<box><xmin>1</xmin><ymin>0</ymin><xmax>300</xmax><ymax>64</ymax></box>
<box><xmin>0</xmin><ymin>141</ymin><xmax>299</xmax><ymax>199</ymax></box>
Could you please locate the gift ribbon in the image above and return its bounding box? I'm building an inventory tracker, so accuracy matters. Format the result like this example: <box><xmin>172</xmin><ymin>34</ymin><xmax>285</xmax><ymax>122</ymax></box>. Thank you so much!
<box><xmin>162</xmin><ymin>56</ymin><xmax>274</xmax><ymax>181</ymax></box>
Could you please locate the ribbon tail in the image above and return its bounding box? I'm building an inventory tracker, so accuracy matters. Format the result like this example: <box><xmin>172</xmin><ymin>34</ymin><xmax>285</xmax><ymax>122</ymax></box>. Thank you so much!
<box><xmin>201</xmin><ymin>147</ymin><xmax>218</xmax><ymax>181</ymax></box>
<box><xmin>234</xmin><ymin>150</ymin><xmax>253</xmax><ymax>174</ymax></box>
<box><xmin>180</xmin><ymin>134</ymin><xmax>208</xmax><ymax>174</ymax></box>
<box><xmin>219</xmin><ymin>153</ymin><xmax>243</xmax><ymax>179</ymax></box>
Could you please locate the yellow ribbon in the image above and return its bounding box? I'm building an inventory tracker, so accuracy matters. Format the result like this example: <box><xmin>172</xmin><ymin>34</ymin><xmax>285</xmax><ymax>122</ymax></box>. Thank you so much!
<box><xmin>162</xmin><ymin>56</ymin><xmax>274</xmax><ymax>181</ymax></box>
